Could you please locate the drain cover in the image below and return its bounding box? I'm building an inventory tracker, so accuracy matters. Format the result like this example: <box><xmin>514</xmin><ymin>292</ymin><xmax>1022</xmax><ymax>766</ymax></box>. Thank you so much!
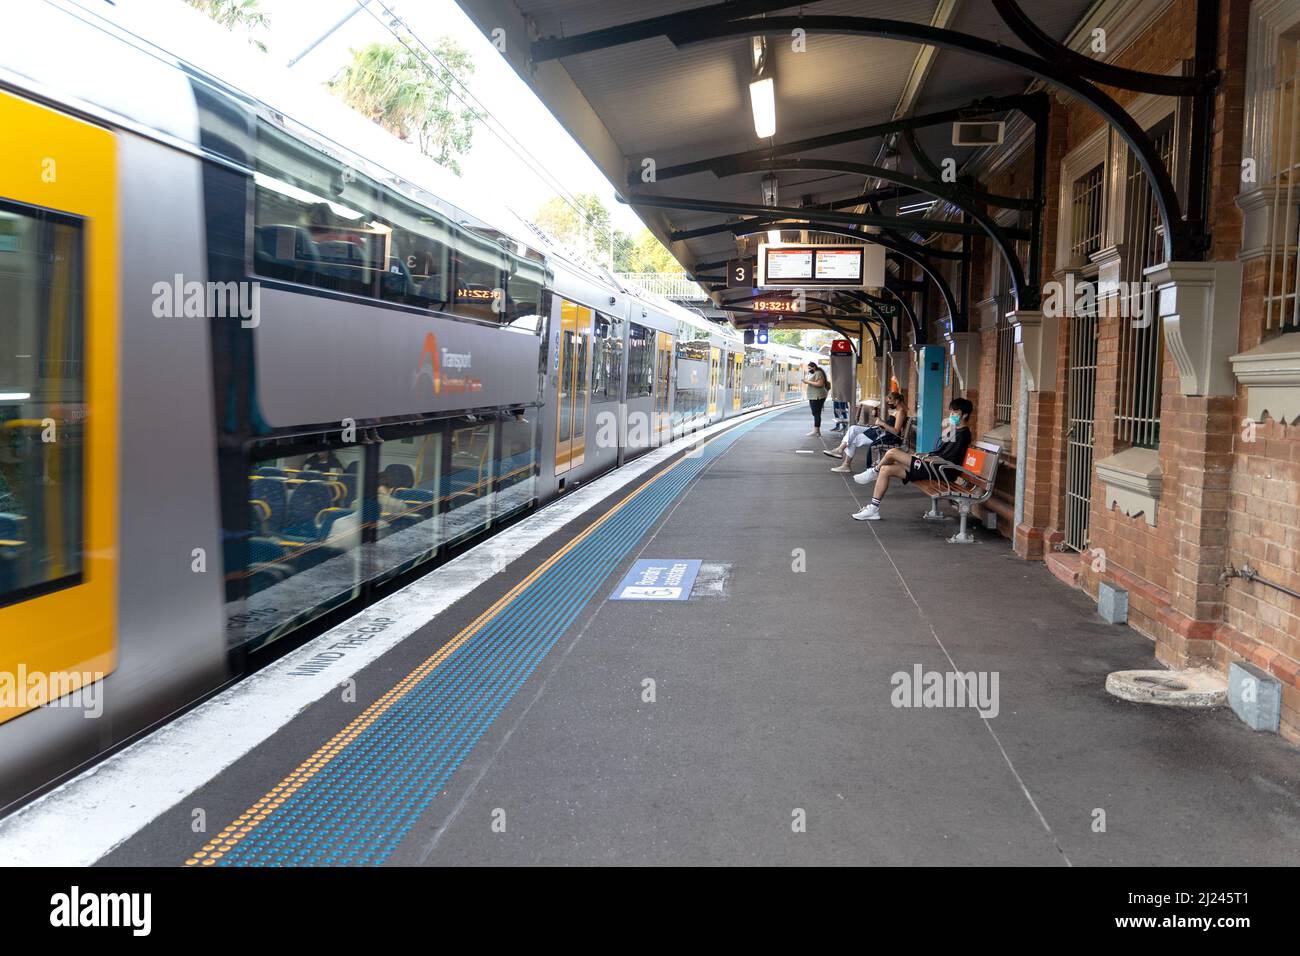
<box><xmin>1105</xmin><ymin>668</ymin><xmax>1226</xmax><ymax>708</ymax></box>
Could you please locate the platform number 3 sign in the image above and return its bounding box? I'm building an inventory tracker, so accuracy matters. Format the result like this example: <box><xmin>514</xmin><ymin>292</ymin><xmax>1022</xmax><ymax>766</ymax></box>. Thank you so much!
<box><xmin>728</xmin><ymin>258</ymin><xmax>754</xmax><ymax>290</ymax></box>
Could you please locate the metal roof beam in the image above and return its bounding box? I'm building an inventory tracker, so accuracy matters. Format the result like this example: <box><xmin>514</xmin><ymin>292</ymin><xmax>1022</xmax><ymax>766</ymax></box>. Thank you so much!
<box><xmin>638</xmin><ymin>94</ymin><xmax>1031</xmax><ymax>186</ymax></box>
<box><xmin>623</xmin><ymin>193</ymin><xmax>987</xmax><ymax>237</ymax></box>
<box><xmin>991</xmin><ymin>0</ymin><xmax>1210</xmax><ymax>97</ymax></box>
<box><xmin>657</xmin><ymin>14</ymin><xmax>1204</xmax><ymax>261</ymax></box>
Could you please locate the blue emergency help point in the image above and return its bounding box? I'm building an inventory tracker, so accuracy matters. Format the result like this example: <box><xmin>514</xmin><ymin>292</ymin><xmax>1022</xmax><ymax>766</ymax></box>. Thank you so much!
<box><xmin>611</xmin><ymin>559</ymin><xmax>702</xmax><ymax>601</ymax></box>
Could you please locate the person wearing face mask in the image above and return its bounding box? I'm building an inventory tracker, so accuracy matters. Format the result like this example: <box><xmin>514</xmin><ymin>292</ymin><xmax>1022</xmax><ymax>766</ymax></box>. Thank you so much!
<box><xmin>823</xmin><ymin>391</ymin><xmax>907</xmax><ymax>473</ymax></box>
<box><xmin>801</xmin><ymin>361</ymin><xmax>829</xmax><ymax>437</ymax></box>
<box><xmin>849</xmin><ymin>397</ymin><xmax>973</xmax><ymax>521</ymax></box>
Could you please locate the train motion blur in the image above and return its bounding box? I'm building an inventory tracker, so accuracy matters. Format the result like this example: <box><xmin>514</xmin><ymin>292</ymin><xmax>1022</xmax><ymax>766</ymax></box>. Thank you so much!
<box><xmin>0</xmin><ymin>2</ymin><xmax>823</xmax><ymax>810</ymax></box>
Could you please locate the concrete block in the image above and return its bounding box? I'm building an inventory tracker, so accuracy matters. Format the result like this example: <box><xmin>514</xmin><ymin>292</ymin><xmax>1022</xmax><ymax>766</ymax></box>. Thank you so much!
<box><xmin>1227</xmin><ymin>661</ymin><xmax>1281</xmax><ymax>733</ymax></box>
<box><xmin>982</xmin><ymin>509</ymin><xmax>997</xmax><ymax>530</ymax></box>
<box><xmin>1097</xmin><ymin>580</ymin><xmax>1128</xmax><ymax>624</ymax></box>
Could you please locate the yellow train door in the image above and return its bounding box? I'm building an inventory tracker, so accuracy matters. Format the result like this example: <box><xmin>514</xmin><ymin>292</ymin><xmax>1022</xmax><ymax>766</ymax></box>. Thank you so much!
<box><xmin>555</xmin><ymin>299</ymin><xmax>593</xmax><ymax>475</ymax></box>
<box><xmin>707</xmin><ymin>346</ymin><xmax>721</xmax><ymax>416</ymax></box>
<box><xmin>0</xmin><ymin>90</ymin><xmax>117</xmax><ymax>723</ymax></box>
<box><xmin>732</xmin><ymin>353</ymin><xmax>743</xmax><ymax>410</ymax></box>
<box><xmin>653</xmin><ymin>331</ymin><xmax>673</xmax><ymax>442</ymax></box>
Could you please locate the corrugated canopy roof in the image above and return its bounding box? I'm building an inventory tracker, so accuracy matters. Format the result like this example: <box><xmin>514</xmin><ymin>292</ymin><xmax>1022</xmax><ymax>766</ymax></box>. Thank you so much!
<box><xmin>455</xmin><ymin>0</ymin><xmax>1098</xmax><ymax>330</ymax></box>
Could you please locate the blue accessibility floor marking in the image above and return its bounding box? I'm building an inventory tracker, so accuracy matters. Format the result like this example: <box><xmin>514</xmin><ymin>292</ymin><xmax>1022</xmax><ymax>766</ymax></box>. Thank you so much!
<box><xmin>215</xmin><ymin>410</ymin><xmax>780</xmax><ymax>865</ymax></box>
<box><xmin>610</xmin><ymin>559</ymin><xmax>702</xmax><ymax>601</ymax></box>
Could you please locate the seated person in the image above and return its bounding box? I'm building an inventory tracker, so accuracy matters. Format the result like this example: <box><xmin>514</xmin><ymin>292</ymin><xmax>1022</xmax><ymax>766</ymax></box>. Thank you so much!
<box><xmin>326</xmin><ymin>470</ymin><xmax>408</xmax><ymax>547</ymax></box>
<box><xmin>302</xmin><ymin>450</ymin><xmax>345</xmax><ymax>473</ymax></box>
<box><xmin>824</xmin><ymin>391</ymin><xmax>906</xmax><ymax>473</ymax></box>
<box><xmin>376</xmin><ymin>467</ymin><xmax>410</xmax><ymax>516</ymax></box>
<box><xmin>850</xmin><ymin>398</ymin><xmax>973</xmax><ymax>521</ymax></box>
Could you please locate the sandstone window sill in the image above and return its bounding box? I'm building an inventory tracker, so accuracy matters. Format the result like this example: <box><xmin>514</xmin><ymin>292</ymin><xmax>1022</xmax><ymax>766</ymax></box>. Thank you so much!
<box><xmin>1230</xmin><ymin>330</ymin><xmax>1300</xmax><ymax>426</ymax></box>
<box><xmin>1095</xmin><ymin>446</ymin><xmax>1162</xmax><ymax>527</ymax></box>
<box><xmin>979</xmin><ymin>424</ymin><xmax>1013</xmax><ymax>449</ymax></box>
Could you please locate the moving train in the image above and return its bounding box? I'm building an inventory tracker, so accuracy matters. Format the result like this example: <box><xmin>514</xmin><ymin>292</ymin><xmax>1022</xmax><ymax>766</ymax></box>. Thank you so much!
<box><xmin>0</xmin><ymin>2</ymin><xmax>823</xmax><ymax>810</ymax></box>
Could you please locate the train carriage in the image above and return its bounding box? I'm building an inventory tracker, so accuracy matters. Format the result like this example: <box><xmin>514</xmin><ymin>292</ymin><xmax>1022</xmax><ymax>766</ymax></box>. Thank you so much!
<box><xmin>0</xmin><ymin>1</ymin><xmax>823</xmax><ymax>811</ymax></box>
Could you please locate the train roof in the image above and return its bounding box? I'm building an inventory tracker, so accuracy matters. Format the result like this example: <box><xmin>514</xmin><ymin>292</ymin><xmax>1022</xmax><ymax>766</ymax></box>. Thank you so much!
<box><xmin>6</xmin><ymin>1</ymin><xmax>565</xmax><ymax>276</ymax></box>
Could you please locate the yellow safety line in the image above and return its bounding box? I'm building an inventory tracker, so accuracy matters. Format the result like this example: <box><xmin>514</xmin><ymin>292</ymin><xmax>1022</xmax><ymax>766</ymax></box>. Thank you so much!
<box><xmin>185</xmin><ymin>419</ymin><xmax>751</xmax><ymax>866</ymax></box>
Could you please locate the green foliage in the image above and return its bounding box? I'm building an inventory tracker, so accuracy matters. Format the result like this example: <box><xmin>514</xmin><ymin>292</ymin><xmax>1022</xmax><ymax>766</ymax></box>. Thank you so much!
<box><xmin>768</xmin><ymin>329</ymin><xmax>807</xmax><ymax>347</ymax></box>
<box><xmin>533</xmin><ymin>195</ymin><xmax>678</xmax><ymax>273</ymax></box>
<box><xmin>535</xmin><ymin>192</ymin><xmax>609</xmax><ymax>255</ymax></box>
<box><xmin>186</xmin><ymin>0</ymin><xmax>270</xmax><ymax>51</ymax></box>
<box><xmin>328</xmin><ymin>38</ymin><xmax>480</xmax><ymax>175</ymax></box>
<box><xmin>624</xmin><ymin>228</ymin><xmax>678</xmax><ymax>272</ymax></box>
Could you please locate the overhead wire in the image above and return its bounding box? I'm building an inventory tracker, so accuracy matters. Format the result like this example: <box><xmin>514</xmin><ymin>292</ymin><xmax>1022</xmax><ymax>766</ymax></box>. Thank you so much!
<box><xmin>356</xmin><ymin>0</ymin><xmax>627</xmax><ymax>259</ymax></box>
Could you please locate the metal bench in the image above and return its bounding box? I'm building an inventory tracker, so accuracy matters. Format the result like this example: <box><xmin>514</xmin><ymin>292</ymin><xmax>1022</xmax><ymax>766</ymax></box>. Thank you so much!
<box><xmin>911</xmin><ymin>440</ymin><xmax>1002</xmax><ymax>544</ymax></box>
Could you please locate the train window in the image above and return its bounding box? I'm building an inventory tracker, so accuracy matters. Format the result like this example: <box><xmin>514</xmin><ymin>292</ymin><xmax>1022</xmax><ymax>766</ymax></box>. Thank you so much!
<box><xmin>591</xmin><ymin>312</ymin><xmax>624</xmax><ymax>402</ymax></box>
<box><xmin>253</xmin><ymin>121</ymin><xmax>384</xmax><ymax>297</ymax></box>
<box><xmin>381</xmin><ymin>199</ymin><xmax>454</xmax><ymax>311</ymax></box>
<box><xmin>450</xmin><ymin>230</ymin><xmax>507</xmax><ymax>321</ymax></box>
<box><xmin>445</xmin><ymin>419</ymin><xmax>496</xmax><ymax>544</ymax></box>
<box><xmin>496</xmin><ymin>411</ymin><xmax>538</xmax><ymax>520</ymax></box>
<box><xmin>254</xmin><ymin>119</ymin><xmax>542</xmax><ymax>329</ymax></box>
<box><xmin>0</xmin><ymin>202</ymin><xmax>85</xmax><ymax>607</ymax></box>
<box><xmin>376</xmin><ymin>432</ymin><xmax>443</xmax><ymax>578</ymax></box>
<box><xmin>239</xmin><ymin>443</ymin><xmax>366</xmax><ymax>649</ymax></box>
<box><xmin>505</xmin><ymin>259</ymin><xmax>546</xmax><ymax>332</ymax></box>
<box><xmin>626</xmin><ymin>323</ymin><xmax>655</xmax><ymax>399</ymax></box>
<box><xmin>674</xmin><ymin>339</ymin><xmax>710</xmax><ymax>423</ymax></box>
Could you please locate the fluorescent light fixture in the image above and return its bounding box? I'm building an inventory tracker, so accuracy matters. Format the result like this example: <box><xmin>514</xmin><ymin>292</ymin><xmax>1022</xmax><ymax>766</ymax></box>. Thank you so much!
<box><xmin>749</xmin><ymin>77</ymin><xmax>776</xmax><ymax>139</ymax></box>
<box><xmin>898</xmin><ymin>199</ymin><xmax>937</xmax><ymax>216</ymax></box>
<box><xmin>767</xmin><ymin>229</ymin><xmax>782</xmax><ymax>245</ymax></box>
<box><xmin>0</xmin><ymin>391</ymin><xmax>31</xmax><ymax>401</ymax></box>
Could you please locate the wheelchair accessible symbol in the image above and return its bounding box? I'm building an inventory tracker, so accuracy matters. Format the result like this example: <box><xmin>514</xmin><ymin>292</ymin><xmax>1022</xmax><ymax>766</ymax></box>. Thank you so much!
<box><xmin>611</xmin><ymin>559</ymin><xmax>701</xmax><ymax>601</ymax></box>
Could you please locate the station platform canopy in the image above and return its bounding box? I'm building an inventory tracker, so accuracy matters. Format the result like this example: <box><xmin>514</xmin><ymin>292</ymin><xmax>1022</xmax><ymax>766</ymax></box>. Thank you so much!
<box><xmin>453</xmin><ymin>0</ymin><xmax>1098</xmax><ymax>350</ymax></box>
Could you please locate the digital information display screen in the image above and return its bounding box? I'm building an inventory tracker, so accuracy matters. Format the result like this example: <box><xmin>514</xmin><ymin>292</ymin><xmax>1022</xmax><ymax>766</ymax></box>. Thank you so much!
<box><xmin>764</xmin><ymin>248</ymin><xmax>813</xmax><ymax>281</ymax></box>
<box><xmin>758</xmin><ymin>243</ymin><xmax>882</xmax><ymax>289</ymax></box>
<box><xmin>814</xmin><ymin>248</ymin><xmax>863</xmax><ymax>281</ymax></box>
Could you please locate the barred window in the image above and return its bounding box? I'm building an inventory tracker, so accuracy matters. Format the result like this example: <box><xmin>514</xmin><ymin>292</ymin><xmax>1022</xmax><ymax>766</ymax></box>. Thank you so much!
<box><xmin>1263</xmin><ymin>36</ymin><xmax>1300</xmax><ymax>334</ymax></box>
<box><xmin>1070</xmin><ymin>163</ymin><xmax>1105</xmax><ymax>263</ymax></box>
<box><xmin>1115</xmin><ymin>116</ymin><xmax>1174</xmax><ymax>449</ymax></box>
<box><xmin>991</xmin><ymin>228</ymin><xmax>1028</xmax><ymax>428</ymax></box>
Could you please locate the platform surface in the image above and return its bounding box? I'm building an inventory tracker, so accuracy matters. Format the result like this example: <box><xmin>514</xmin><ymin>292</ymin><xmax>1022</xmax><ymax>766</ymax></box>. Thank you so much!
<box><xmin>96</xmin><ymin>407</ymin><xmax>1300</xmax><ymax>866</ymax></box>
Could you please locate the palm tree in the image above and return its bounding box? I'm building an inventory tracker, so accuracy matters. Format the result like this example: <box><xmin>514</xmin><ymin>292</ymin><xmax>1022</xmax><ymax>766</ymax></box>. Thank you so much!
<box><xmin>328</xmin><ymin>38</ymin><xmax>480</xmax><ymax>175</ymax></box>
<box><xmin>186</xmin><ymin>0</ymin><xmax>271</xmax><ymax>52</ymax></box>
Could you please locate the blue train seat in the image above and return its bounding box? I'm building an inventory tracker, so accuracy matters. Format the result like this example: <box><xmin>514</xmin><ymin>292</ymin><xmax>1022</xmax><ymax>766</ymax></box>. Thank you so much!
<box><xmin>250</xmin><ymin>477</ymin><xmax>287</xmax><ymax>532</ymax></box>
<box><xmin>316</xmin><ymin>507</ymin><xmax>354</xmax><ymax>539</ymax></box>
<box><xmin>282</xmin><ymin>481</ymin><xmax>335</xmax><ymax>538</ymax></box>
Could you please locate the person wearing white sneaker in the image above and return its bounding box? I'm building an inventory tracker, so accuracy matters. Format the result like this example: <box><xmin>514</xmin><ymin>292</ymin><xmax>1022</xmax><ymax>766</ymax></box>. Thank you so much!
<box><xmin>824</xmin><ymin>392</ymin><xmax>907</xmax><ymax>469</ymax></box>
<box><xmin>801</xmin><ymin>362</ymin><xmax>829</xmax><ymax>437</ymax></box>
<box><xmin>850</xmin><ymin>398</ymin><xmax>974</xmax><ymax>521</ymax></box>
<box><xmin>851</xmin><ymin>501</ymin><xmax>881</xmax><ymax>520</ymax></box>
<box><xmin>853</xmin><ymin>465</ymin><xmax>879</xmax><ymax>485</ymax></box>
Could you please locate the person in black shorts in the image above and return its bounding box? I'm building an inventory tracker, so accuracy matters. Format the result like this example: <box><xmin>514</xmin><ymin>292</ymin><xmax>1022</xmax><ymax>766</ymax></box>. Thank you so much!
<box><xmin>850</xmin><ymin>398</ymin><xmax>973</xmax><ymax>521</ymax></box>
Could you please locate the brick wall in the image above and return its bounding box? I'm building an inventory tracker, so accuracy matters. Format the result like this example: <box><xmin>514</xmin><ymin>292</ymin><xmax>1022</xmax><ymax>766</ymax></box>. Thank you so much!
<box><xmin>860</xmin><ymin>0</ymin><xmax>1300</xmax><ymax>737</ymax></box>
<box><xmin>1043</xmin><ymin>0</ymin><xmax>1300</xmax><ymax>740</ymax></box>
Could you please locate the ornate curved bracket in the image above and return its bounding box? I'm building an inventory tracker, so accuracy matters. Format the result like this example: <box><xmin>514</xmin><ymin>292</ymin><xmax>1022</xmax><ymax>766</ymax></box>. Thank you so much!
<box><xmin>726</xmin><ymin>156</ymin><xmax>1034</xmax><ymax>316</ymax></box>
<box><xmin>655</xmin><ymin>15</ymin><xmax>1203</xmax><ymax>261</ymax></box>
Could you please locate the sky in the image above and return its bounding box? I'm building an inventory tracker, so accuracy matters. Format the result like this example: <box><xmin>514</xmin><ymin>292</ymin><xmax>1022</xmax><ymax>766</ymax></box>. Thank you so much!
<box><xmin>245</xmin><ymin>0</ymin><xmax>647</xmax><ymax>238</ymax></box>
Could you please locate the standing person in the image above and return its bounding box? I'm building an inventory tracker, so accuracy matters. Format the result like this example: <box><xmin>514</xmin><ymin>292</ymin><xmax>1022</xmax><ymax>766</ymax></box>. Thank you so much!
<box><xmin>802</xmin><ymin>362</ymin><xmax>829</xmax><ymax>437</ymax></box>
<box><xmin>829</xmin><ymin>346</ymin><xmax>855</xmax><ymax>433</ymax></box>
<box><xmin>850</xmin><ymin>398</ymin><xmax>973</xmax><ymax>520</ymax></box>
<box><xmin>830</xmin><ymin>400</ymin><xmax>849</xmax><ymax>432</ymax></box>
